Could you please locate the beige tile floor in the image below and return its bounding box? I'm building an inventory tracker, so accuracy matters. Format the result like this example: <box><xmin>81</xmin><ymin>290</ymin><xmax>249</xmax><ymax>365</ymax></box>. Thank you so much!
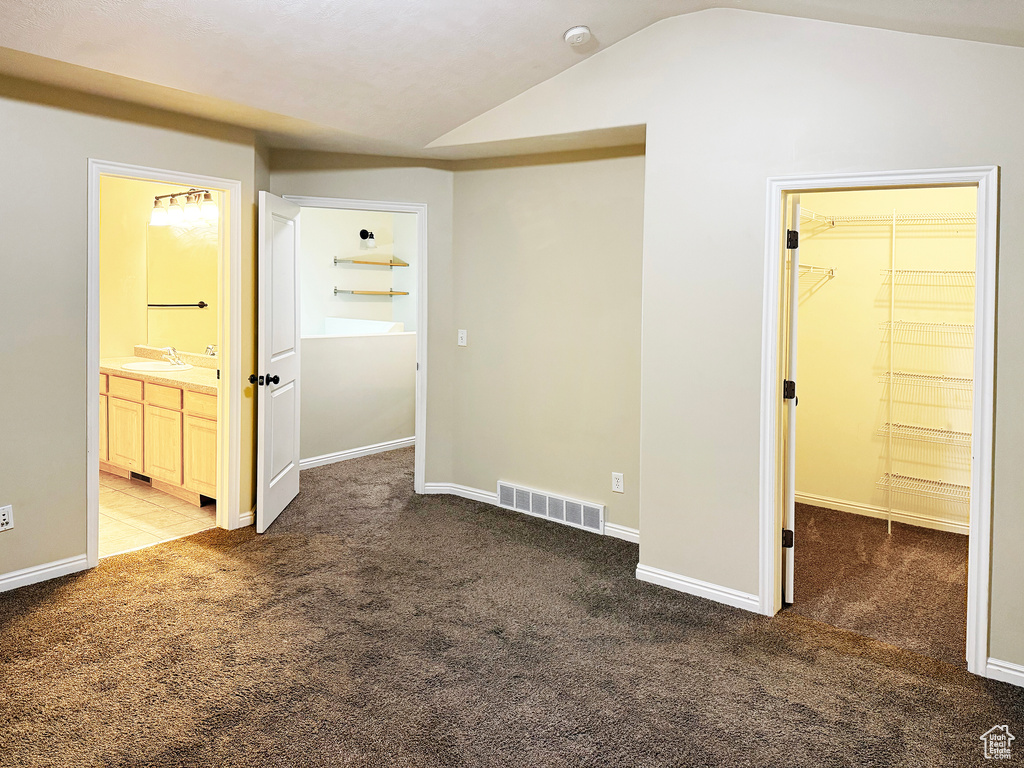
<box><xmin>99</xmin><ymin>471</ymin><xmax>216</xmax><ymax>558</ymax></box>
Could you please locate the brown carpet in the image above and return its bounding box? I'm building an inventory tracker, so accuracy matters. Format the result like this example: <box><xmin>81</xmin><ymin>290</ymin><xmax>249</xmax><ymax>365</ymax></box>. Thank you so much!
<box><xmin>1</xmin><ymin>447</ymin><xmax>1021</xmax><ymax>767</ymax></box>
<box><xmin>789</xmin><ymin>503</ymin><xmax>969</xmax><ymax>666</ymax></box>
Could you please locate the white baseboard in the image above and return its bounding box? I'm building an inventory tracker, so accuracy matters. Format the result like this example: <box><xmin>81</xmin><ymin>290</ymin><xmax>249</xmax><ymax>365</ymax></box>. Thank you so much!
<box><xmin>795</xmin><ymin>491</ymin><xmax>969</xmax><ymax>535</ymax></box>
<box><xmin>0</xmin><ymin>554</ymin><xmax>90</xmax><ymax>594</ymax></box>
<box><xmin>238</xmin><ymin>507</ymin><xmax>255</xmax><ymax>528</ymax></box>
<box><xmin>986</xmin><ymin>658</ymin><xmax>1024</xmax><ymax>688</ymax></box>
<box><xmin>422</xmin><ymin>482</ymin><xmax>499</xmax><ymax>505</ymax></box>
<box><xmin>423</xmin><ymin>482</ymin><xmax>640</xmax><ymax>542</ymax></box>
<box><xmin>636</xmin><ymin>563</ymin><xmax>760</xmax><ymax>613</ymax></box>
<box><xmin>605</xmin><ymin>522</ymin><xmax>640</xmax><ymax>544</ymax></box>
<box><xmin>300</xmin><ymin>437</ymin><xmax>415</xmax><ymax>470</ymax></box>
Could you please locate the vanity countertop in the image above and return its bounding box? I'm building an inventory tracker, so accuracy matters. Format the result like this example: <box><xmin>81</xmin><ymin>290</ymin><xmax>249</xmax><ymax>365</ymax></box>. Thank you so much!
<box><xmin>101</xmin><ymin>356</ymin><xmax>218</xmax><ymax>396</ymax></box>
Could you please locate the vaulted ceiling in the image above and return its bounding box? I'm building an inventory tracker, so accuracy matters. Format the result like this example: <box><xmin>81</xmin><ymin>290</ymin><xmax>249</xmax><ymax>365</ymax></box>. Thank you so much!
<box><xmin>2</xmin><ymin>0</ymin><xmax>1023</xmax><ymax>158</ymax></box>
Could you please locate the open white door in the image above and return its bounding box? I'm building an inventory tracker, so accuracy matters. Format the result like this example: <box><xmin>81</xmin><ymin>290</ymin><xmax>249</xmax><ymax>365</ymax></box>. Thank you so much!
<box><xmin>782</xmin><ymin>194</ymin><xmax>800</xmax><ymax>603</ymax></box>
<box><xmin>256</xmin><ymin>191</ymin><xmax>301</xmax><ymax>533</ymax></box>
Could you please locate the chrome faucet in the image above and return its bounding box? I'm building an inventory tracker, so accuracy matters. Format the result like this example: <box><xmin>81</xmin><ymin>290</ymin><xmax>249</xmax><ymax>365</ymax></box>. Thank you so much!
<box><xmin>205</xmin><ymin>344</ymin><xmax>218</xmax><ymax>356</ymax></box>
<box><xmin>161</xmin><ymin>347</ymin><xmax>185</xmax><ymax>366</ymax></box>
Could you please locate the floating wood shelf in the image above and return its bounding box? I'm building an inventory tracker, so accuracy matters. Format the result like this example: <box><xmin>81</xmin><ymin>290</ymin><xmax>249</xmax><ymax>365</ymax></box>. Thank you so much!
<box><xmin>876</xmin><ymin>472</ymin><xmax>970</xmax><ymax>503</ymax></box>
<box><xmin>333</xmin><ymin>288</ymin><xmax>409</xmax><ymax>296</ymax></box>
<box><xmin>877</xmin><ymin>422</ymin><xmax>972</xmax><ymax>447</ymax></box>
<box><xmin>334</xmin><ymin>257</ymin><xmax>409</xmax><ymax>267</ymax></box>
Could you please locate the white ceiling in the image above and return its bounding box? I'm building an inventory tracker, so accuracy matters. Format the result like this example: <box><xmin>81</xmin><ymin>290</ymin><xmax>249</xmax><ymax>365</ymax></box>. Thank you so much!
<box><xmin>2</xmin><ymin>0</ymin><xmax>1024</xmax><ymax>158</ymax></box>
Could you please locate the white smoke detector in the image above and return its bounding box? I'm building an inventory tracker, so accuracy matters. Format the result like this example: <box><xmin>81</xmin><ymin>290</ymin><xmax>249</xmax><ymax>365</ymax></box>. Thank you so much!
<box><xmin>564</xmin><ymin>26</ymin><xmax>591</xmax><ymax>47</ymax></box>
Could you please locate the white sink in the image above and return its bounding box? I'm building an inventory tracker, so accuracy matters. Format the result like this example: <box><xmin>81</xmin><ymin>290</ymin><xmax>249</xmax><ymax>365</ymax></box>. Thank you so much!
<box><xmin>121</xmin><ymin>361</ymin><xmax>193</xmax><ymax>372</ymax></box>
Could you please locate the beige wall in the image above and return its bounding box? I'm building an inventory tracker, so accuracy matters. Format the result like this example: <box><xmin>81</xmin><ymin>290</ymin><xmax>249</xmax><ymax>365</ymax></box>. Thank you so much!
<box><xmin>796</xmin><ymin>187</ymin><xmax>976</xmax><ymax>530</ymax></box>
<box><xmin>0</xmin><ymin>75</ymin><xmax>258</xmax><ymax>575</ymax></box>
<box><xmin>300</xmin><ymin>334</ymin><xmax>416</xmax><ymax>460</ymax></box>
<box><xmin>269</xmin><ymin>153</ymin><xmax>456</xmax><ymax>483</ymax></box>
<box><xmin>426</xmin><ymin>10</ymin><xmax>1024</xmax><ymax>664</ymax></box>
<box><xmin>451</xmin><ymin>153</ymin><xmax>645</xmax><ymax>530</ymax></box>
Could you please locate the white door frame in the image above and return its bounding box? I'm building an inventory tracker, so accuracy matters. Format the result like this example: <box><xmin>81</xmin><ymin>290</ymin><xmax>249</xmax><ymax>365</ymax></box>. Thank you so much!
<box><xmin>87</xmin><ymin>159</ymin><xmax>245</xmax><ymax>567</ymax></box>
<box><xmin>757</xmin><ymin>166</ymin><xmax>998</xmax><ymax>677</ymax></box>
<box><xmin>282</xmin><ymin>195</ymin><xmax>429</xmax><ymax>494</ymax></box>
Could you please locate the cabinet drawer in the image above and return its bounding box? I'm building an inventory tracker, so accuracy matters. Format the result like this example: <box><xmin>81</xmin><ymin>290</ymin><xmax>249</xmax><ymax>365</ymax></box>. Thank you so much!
<box><xmin>146</xmin><ymin>382</ymin><xmax>183</xmax><ymax>410</ymax></box>
<box><xmin>184</xmin><ymin>390</ymin><xmax>218</xmax><ymax>419</ymax></box>
<box><xmin>99</xmin><ymin>374</ymin><xmax>108</xmax><ymax>394</ymax></box>
<box><xmin>108</xmin><ymin>375</ymin><xmax>144</xmax><ymax>402</ymax></box>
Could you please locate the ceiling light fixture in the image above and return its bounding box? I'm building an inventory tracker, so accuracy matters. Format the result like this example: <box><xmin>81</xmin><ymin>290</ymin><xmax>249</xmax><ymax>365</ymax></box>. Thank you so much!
<box><xmin>564</xmin><ymin>25</ymin><xmax>591</xmax><ymax>47</ymax></box>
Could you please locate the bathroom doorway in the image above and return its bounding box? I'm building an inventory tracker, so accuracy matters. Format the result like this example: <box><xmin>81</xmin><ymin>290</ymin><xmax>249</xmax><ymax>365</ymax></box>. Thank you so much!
<box><xmin>87</xmin><ymin>160</ymin><xmax>244</xmax><ymax>565</ymax></box>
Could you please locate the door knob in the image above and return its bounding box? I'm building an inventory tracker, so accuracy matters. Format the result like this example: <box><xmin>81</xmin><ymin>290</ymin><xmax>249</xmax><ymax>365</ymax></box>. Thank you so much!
<box><xmin>267</xmin><ymin>375</ymin><xmax>280</xmax><ymax>385</ymax></box>
<box><xmin>248</xmin><ymin>374</ymin><xmax>257</xmax><ymax>384</ymax></box>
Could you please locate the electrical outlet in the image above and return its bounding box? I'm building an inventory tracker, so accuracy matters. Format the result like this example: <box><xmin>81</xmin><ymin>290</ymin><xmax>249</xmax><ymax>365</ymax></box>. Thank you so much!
<box><xmin>458</xmin><ymin>329</ymin><xmax>468</xmax><ymax>347</ymax></box>
<box><xmin>0</xmin><ymin>505</ymin><xmax>12</xmax><ymax>532</ymax></box>
<box><xmin>612</xmin><ymin>473</ymin><xmax>624</xmax><ymax>494</ymax></box>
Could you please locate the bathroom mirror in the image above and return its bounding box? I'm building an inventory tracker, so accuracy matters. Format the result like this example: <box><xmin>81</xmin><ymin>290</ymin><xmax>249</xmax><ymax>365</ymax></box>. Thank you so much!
<box><xmin>146</xmin><ymin>222</ymin><xmax>219</xmax><ymax>355</ymax></box>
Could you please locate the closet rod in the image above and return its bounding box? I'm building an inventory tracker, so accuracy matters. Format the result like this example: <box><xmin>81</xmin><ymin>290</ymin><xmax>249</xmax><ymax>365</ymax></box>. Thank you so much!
<box><xmin>802</xmin><ymin>208</ymin><xmax>976</xmax><ymax>225</ymax></box>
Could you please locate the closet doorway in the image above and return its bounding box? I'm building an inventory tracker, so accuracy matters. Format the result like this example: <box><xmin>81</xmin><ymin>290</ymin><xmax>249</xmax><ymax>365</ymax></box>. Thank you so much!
<box><xmin>758</xmin><ymin>167</ymin><xmax>998</xmax><ymax>677</ymax></box>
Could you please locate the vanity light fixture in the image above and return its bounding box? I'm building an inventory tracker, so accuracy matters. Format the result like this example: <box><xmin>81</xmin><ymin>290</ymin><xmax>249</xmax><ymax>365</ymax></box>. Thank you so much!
<box><xmin>183</xmin><ymin>193</ymin><xmax>201</xmax><ymax>222</ymax></box>
<box><xmin>150</xmin><ymin>198</ymin><xmax>168</xmax><ymax>226</ymax></box>
<box><xmin>200</xmin><ymin>191</ymin><xmax>218</xmax><ymax>222</ymax></box>
<box><xmin>148</xmin><ymin>188</ymin><xmax>219</xmax><ymax>227</ymax></box>
<box><xmin>166</xmin><ymin>196</ymin><xmax>185</xmax><ymax>225</ymax></box>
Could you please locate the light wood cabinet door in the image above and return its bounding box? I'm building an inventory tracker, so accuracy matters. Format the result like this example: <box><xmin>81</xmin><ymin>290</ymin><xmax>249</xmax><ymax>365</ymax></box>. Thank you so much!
<box><xmin>108</xmin><ymin>397</ymin><xmax>143</xmax><ymax>471</ymax></box>
<box><xmin>145</xmin><ymin>405</ymin><xmax>183</xmax><ymax>485</ymax></box>
<box><xmin>99</xmin><ymin>395</ymin><xmax>108</xmax><ymax>462</ymax></box>
<box><xmin>184</xmin><ymin>415</ymin><xmax>217</xmax><ymax>498</ymax></box>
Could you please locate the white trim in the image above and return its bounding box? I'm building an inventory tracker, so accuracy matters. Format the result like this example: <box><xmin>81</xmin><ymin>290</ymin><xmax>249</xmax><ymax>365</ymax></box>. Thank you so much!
<box><xmin>283</xmin><ymin>195</ymin><xmax>429</xmax><ymax>495</ymax></box>
<box><xmin>0</xmin><ymin>555</ymin><xmax>90</xmax><ymax>594</ymax></box>
<box><xmin>422</xmin><ymin>482</ymin><xmax>499</xmax><ymax>505</ymax></box>
<box><xmin>986</xmin><ymin>658</ymin><xmax>1024</xmax><ymax>689</ymax></box>
<box><xmin>758</xmin><ymin>167</ymin><xmax>999</xmax><ymax>677</ymax></box>
<box><xmin>300</xmin><ymin>437</ymin><xmax>415</xmax><ymax>470</ymax></box>
<box><xmin>239</xmin><ymin>507</ymin><xmax>255</xmax><ymax>528</ymax></box>
<box><xmin>604</xmin><ymin>522</ymin><xmax>640</xmax><ymax>544</ymax></box>
<box><xmin>636</xmin><ymin>563</ymin><xmax>760</xmax><ymax>612</ymax></box>
<box><xmin>88</xmin><ymin>161</ymin><xmax>245</xmax><ymax>572</ymax></box>
<box><xmin>794</xmin><ymin>492</ymin><xmax>969</xmax><ymax>535</ymax></box>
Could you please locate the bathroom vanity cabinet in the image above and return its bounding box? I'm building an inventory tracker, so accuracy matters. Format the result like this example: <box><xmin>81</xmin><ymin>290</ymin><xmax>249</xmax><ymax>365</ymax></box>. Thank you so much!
<box><xmin>99</xmin><ymin>371</ymin><xmax>218</xmax><ymax>504</ymax></box>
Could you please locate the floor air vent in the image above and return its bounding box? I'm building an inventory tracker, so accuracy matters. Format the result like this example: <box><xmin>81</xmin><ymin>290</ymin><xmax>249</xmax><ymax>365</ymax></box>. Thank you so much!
<box><xmin>496</xmin><ymin>482</ymin><xmax>604</xmax><ymax>534</ymax></box>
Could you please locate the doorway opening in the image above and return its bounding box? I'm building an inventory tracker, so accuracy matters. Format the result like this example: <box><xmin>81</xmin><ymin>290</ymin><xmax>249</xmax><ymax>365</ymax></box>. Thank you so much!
<box><xmin>758</xmin><ymin>167</ymin><xmax>998</xmax><ymax>678</ymax></box>
<box><xmin>282</xmin><ymin>195</ymin><xmax>427</xmax><ymax>494</ymax></box>
<box><xmin>87</xmin><ymin>161</ymin><xmax>244</xmax><ymax>566</ymax></box>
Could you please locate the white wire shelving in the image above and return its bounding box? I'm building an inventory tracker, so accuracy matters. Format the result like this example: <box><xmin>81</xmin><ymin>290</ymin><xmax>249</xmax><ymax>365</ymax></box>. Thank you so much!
<box><xmin>878</xmin><ymin>371</ymin><xmax>974</xmax><ymax>390</ymax></box>
<box><xmin>880</xmin><ymin>320</ymin><xmax>974</xmax><ymax>335</ymax></box>
<box><xmin>877</xmin><ymin>422</ymin><xmax>972</xmax><ymax>447</ymax></box>
<box><xmin>798</xmin><ymin>263</ymin><xmax>835</xmax><ymax>278</ymax></box>
<box><xmin>876</xmin><ymin>473</ymin><xmax>971</xmax><ymax>504</ymax></box>
<box><xmin>803</xmin><ymin>208</ymin><xmax>977</xmax><ymax>227</ymax></box>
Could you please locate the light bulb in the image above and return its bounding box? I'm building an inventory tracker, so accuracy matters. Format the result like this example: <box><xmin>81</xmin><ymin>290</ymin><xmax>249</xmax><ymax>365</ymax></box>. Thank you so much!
<box><xmin>184</xmin><ymin>193</ymin><xmax>201</xmax><ymax>222</ymax></box>
<box><xmin>200</xmin><ymin>191</ymin><xmax>218</xmax><ymax>222</ymax></box>
<box><xmin>167</xmin><ymin>196</ymin><xmax>184</xmax><ymax>225</ymax></box>
<box><xmin>149</xmin><ymin>198</ymin><xmax>168</xmax><ymax>226</ymax></box>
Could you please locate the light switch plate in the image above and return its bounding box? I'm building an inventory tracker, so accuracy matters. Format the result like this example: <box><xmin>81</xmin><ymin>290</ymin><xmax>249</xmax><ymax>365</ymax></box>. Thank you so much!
<box><xmin>0</xmin><ymin>505</ymin><xmax>12</xmax><ymax>532</ymax></box>
<box><xmin>458</xmin><ymin>329</ymin><xmax>468</xmax><ymax>347</ymax></box>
